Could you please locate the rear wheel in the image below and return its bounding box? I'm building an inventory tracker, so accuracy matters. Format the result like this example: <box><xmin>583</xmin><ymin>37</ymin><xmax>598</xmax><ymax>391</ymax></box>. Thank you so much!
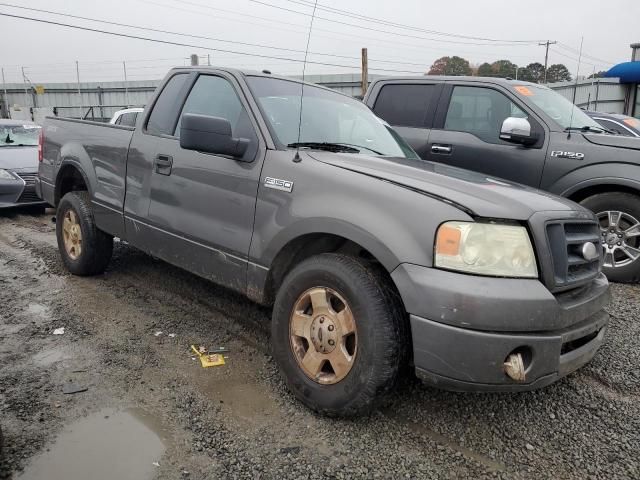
<box><xmin>56</xmin><ymin>191</ymin><xmax>113</xmax><ymax>276</ymax></box>
<box><xmin>580</xmin><ymin>192</ymin><xmax>640</xmax><ymax>283</ymax></box>
<box><xmin>271</xmin><ymin>253</ymin><xmax>407</xmax><ymax>417</ymax></box>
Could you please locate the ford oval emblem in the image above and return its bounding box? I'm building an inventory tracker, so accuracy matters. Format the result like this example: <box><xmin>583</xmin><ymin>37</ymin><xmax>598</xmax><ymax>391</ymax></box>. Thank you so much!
<box><xmin>581</xmin><ymin>242</ymin><xmax>599</xmax><ymax>262</ymax></box>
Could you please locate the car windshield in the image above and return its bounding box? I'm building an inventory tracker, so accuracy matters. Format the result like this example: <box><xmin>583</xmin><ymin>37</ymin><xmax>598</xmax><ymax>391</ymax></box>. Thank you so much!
<box><xmin>0</xmin><ymin>123</ymin><xmax>41</xmax><ymax>147</ymax></box>
<box><xmin>246</xmin><ymin>76</ymin><xmax>418</xmax><ymax>158</ymax></box>
<box><xmin>513</xmin><ymin>84</ymin><xmax>604</xmax><ymax>131</ymax></box>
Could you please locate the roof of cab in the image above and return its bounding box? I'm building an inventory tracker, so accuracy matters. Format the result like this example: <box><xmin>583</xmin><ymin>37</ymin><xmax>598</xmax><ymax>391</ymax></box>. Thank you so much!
<box><xmin>369</xmin><ymin>75</ymin><xmax>542</xmax><ymax>87</ymax></box>
<box><xmin>166</xmin><ymin>66</ymin><xmax>350</xmax><ymax>97</ymax></box>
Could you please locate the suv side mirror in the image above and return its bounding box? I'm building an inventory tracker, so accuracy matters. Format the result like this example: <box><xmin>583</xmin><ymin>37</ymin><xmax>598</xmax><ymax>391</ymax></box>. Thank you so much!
<box><xmin>180</xmin><ymin>114</ymin><xmax>250</xmax><ymax>159</ymax></box>
<box><xmin>500</xmin><ymin>117</ymin><xmax>538</xmax><ymax>146</ymax></box>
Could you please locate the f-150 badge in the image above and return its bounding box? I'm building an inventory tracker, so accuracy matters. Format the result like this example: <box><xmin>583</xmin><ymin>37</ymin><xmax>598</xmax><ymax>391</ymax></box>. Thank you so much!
<box><xmin>264</xmin><ymin>177</ymin><xmax>293</xmax><ymax>192</ymax></box>
<box><xmin>551</xmin><ymin>151</ymin><xmax>585</xmax><ymax>160</ymax></box>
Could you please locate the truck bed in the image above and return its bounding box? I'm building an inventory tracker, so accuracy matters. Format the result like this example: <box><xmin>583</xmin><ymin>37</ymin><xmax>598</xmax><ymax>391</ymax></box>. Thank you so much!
<box><xmin>39</xmin><ymin>116</ymin><xmax>136</xmax><ymax>236</ymax></box>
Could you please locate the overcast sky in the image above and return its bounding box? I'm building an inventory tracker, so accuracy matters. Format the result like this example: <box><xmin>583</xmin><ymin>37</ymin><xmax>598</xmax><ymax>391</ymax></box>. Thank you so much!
<box><xmin>0</xmin><ymin>0</ymin><xmax>638</xmax><ymax>84</ymax></box>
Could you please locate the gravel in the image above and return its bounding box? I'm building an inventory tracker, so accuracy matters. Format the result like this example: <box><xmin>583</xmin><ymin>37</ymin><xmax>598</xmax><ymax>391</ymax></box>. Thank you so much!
<box><xmin>0</xmin><ymin>210</ymin><xmax>638</xmax><ymax>479</ymax></box>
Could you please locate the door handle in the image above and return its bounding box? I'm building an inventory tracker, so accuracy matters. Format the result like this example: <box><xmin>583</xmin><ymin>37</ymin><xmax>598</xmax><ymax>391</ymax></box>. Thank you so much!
<box><xmin>154</xmin><ymin>154</ymin><xmax>173</xmax><ymax>175</ymax></box>
<box><xmin>431</xmin><ymin>144</ymin><xmax>452</xmax><ymax>154</ymax></box>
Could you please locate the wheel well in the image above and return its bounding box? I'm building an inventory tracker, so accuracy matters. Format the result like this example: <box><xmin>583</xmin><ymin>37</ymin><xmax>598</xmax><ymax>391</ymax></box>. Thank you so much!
<box><xmin>262</xmin><ymin>233</ymin><xmax>393</xmax><ymax>307</ymax></box>
<box><xmin>55</xmin><ymin>164</ymin><xmax>88</xmax><ymax>205</ymax></box>
<box><xmin>568</xmin><ymin>184</ymin><xmax>640</xmax><ymax>203</ymax></box>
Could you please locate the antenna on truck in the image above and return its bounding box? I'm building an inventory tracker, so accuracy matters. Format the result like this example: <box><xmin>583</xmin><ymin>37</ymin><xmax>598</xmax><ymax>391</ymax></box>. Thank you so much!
<box><xmin>567</xmin><ymin>36</ymin><xmax>584</xmax><ymax>139</ymax></box>
<box><xmin>293</xmin><ymin>0</ymin><xmax>319</xmax><ymax>163</ymax></box>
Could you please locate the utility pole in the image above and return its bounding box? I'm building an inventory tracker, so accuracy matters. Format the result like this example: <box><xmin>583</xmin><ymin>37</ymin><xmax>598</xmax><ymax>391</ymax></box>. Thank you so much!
<box><xmin>21</xmin><ymin>66</ymin><xmax>29</xmax><ymax>108</ymax></box>
<box><xmin>75</xmin><ymin>60</ymin><xmax>82</xmax><ymax>113</ymax></box>
<box><xmin>361</xmin><ymin>48</ymin><xmax>368</xmax><ymax>96</ymax></box>
<box><xmin>190</xmin><ymin>54</ymin><xmax>199</xmax><ymax>66</ymax></box>
<box><xmin>207</xmin><ymin>54</ymin><xmax>211</xmax><ymax>66</ymax></box>
<box><xmin>539</xmin><ymin>40</ymin><xmax>557</xmax><ymax>84</ymax></box>
<box><xmin>123</xmin><ymin>61</ymin><xmax>129</xmax><ymax>106</ymax></box>
<box><xmin>1</xmin><ymin>67</ymin><xmax>10</xmax><ymax>119</ymax></box>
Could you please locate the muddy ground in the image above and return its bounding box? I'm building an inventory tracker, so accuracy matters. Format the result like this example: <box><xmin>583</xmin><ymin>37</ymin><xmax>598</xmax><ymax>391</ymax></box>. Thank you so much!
<box><xmin>0</xmin><ymin>210</ymin><xmax>638</xmax><ymax>480</ymax></box>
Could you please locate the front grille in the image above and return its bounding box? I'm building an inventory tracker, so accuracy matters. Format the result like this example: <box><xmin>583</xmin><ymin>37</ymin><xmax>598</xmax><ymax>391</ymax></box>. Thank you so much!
<box><xmin>15</xmin><ymin>172</ymin><xmax>37</xmax><ymax>187</ymax></box>
<box><xmin>546</xmin><ymin>220</ymin><xmax>602</xmax><ymax>289</ymax></box>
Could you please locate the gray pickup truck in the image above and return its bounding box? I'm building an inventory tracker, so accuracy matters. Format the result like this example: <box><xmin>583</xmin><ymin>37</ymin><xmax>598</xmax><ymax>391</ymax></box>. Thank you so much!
<box><xmin>364</xmin><ymin>77</ymin><xmax>640</xmax><ymax>283</ymax></box>
<box><xmin>37</xmin><ymin>67</ymin><xmax>609</xmax><ymax>416</ymax></box>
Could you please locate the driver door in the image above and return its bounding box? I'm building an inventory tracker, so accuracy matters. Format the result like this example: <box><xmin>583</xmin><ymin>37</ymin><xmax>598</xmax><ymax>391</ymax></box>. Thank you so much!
<box><xmin>144</xmin><ymin>73</ymin><xmax>264</xmax><ymax>291</ymax></box>
<box><xmin>426</xmin><ymin>84</ymin><xmax>548</xmax><ymax>187</ymax></box>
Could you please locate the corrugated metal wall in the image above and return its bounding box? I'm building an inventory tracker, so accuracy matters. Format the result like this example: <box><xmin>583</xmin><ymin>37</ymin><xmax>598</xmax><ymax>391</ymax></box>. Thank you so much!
<box><xmin>1</xmin><ymin>80</ymin><xmax>160</xmax><ymax>121</ymax></box>
<box><xmin>549</xmin><ymin>78</ymin><xmax>627</xmax><ymax>113</ymax></box>
<box><xmin>0</xmin><ymin>74</ymin><xmax>630</xmax><ymax>121</ymax></box>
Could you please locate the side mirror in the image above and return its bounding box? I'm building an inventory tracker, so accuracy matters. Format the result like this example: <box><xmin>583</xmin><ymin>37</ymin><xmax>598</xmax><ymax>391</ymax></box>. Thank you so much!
<box><xmin>180</xmin><ymin>114</ymin><xmax>250</xmax><ymax>158</ymax></box>
<box><xmin>500</xmin><ymin>117</ymin><xmax>538</xmax><ymax>146</ymax></box>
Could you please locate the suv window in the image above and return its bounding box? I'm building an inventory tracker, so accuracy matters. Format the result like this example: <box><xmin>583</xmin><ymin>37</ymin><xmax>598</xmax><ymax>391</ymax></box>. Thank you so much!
<box><xmin>444</xmin><ymin>86</ymin><xmax>527</xmax><ymax>144</ymax></box>
<box><xmin>119</xmin><ymin>112</ymin><xmax>138</xmax><ymax>127</ymax></box>
<box><xmin>373</xmin><ymin>84</ymin><xmax>434</xmax><ymax>128</ymax></box>
<box><xmin>146</xmin><ymin>73</ymin><xmax>188</xmax><ymax>135</ymax></box>
<box><xmin>175</xmin><ymin>75</ymin><xmax>258</xmax><ymax>159</ymax></box>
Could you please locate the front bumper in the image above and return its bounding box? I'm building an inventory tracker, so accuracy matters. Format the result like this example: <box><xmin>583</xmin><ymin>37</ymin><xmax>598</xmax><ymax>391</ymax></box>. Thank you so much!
<box><xmin>0</xmin><ymin>170</ymin><xmax>45</xmax><ymax>209</ymax></box>
<box><xmin>391</xmin><ymin>265</ymin><xmax>610</xmax><ymax>391</ymax></box>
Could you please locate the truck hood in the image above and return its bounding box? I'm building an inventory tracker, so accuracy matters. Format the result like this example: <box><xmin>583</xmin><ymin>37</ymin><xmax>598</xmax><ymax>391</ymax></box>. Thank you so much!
<box><xmin>310</xmin><ymin>152</ymin><xmax>585</xmax><ymax>220</ymax></box>
<box><xmin>582</xmin><ymin>133</ymin><xmax>640</xmax><ymax>151</ymax></box>
<box><xmin>0</xmin><ymin>146</ymin><xmax>38</xmax><ymax>170</ymax></box>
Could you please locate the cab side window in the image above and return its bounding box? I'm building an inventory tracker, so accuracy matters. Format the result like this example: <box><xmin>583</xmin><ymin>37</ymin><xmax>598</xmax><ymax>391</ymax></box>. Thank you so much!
<box><xmin>373</xmin><ymin>84</ymin><xmax>434</xmax><ymax>128</ymax></box>
<box><xmin>444</xmin><ymin>86</ymin><xmax>527</xmax><ymax>144</ymax></box>
<box><xmin>175</xmin><ymin>75</ymin><xmax>258</xmax><ymax>160</ymax></box>
<box><xmin>146</xmin><ymin>73</ymin><xmax>188</xmax><ymax>135</ymax></box>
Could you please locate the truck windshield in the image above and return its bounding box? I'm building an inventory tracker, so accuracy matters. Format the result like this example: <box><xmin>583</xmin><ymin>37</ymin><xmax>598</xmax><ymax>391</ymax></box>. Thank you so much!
<box><xmin>515</xmin><ymin>85</ymin><xmax>603</xmax><ymax>131</ymax></box>
<box><xmin>1</xmin><ymin>124</ymin><xmax>41</xmax><ymax>147</ymax></box>
<box><xmin>247</xmin><ymin>76</ymin><xmax>418</xmax><ymax>158</ymax></box>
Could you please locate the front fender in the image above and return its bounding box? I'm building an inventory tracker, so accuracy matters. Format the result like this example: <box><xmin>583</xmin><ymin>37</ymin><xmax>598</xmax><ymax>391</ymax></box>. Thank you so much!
<box><xmin>545</xmin><ymin>163</ymin><xmax>640</xmax><ymax>198</ymax></box>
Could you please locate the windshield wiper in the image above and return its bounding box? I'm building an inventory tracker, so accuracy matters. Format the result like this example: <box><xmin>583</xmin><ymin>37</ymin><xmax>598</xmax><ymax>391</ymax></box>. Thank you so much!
<box><xmin>332</xmin><ymin>142</ymin><xmax>385</xmax><ymax>155</ymax></box>
<box><xmin>564</xmin><ymin>125</ymin><xmax>614</xmax><ymax>135</ymax></box>
<box><xmin>287</xmin><ymin>142</ymin><xmax>360</xmax><ymax>153</ymax></box>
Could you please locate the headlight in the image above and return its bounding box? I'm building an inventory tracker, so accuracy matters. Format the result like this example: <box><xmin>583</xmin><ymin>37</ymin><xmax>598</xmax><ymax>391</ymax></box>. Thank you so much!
<box><xmin>435</xmin><ymin>221</ymin><xmax>538</xmax><ymax>278</ymax></box>
<box><xmin>0</xmin><ymin>169</ymin><xmax>16</xmax><ymax>180</ymax></box>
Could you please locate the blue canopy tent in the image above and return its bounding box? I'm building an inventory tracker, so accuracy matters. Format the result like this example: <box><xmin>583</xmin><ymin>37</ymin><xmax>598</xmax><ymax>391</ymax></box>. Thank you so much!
<box><xmin>605</xmin><ymin>61</ymin><xmax>640</xmax><ymax>117</ymax></box>
<box><xmin>605</xmin><ymin>61</ymin><xmax>640</xmax><ymax>83</ymax></box>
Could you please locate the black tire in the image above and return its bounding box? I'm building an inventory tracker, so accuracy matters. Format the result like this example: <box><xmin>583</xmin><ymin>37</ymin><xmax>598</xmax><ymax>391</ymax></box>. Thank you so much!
<box><xmin>56</xmin><ymin>191</ymin><xmax>113</xmax><ymax>276</ymax></box>
<box><xmin>580</xmin><ymin>192</ymin><xmax>640</xmax><ymax>283</ymax></box>
<box><xmin>271</xmin><ymin>253</ymin><xmax>408</xmax><ymax>417</ymax></box>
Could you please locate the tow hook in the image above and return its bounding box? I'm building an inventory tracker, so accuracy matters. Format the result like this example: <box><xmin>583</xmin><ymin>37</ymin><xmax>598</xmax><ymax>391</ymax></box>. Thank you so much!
<box><xmin>504</xmin><ymin>352</ymin><xmax>526</xmax><ymax>382</ymax></box>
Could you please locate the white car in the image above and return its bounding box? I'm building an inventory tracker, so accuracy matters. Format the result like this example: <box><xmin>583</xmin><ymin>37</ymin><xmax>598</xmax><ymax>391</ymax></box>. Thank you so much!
<box><xmin>109</xmin><ymin>108</ymin><xmax>144</xmax><ymax>127</ymax></box>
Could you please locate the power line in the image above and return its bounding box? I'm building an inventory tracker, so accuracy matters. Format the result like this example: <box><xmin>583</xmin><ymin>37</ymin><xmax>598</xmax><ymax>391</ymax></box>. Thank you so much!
<box><xmin>250</xmin><ymin>0</ymin><xmax>546</xmax><ymax>44</ymax></box>
<box><xmin>0</xmin><ymin>11</ymin><xmax>429</xmax><ymax>74</ymax></box>
<box><xmin>0</xmin><ymin>2</ymin><xmax>434</xmax><ymax>69</ymax></box>
<box><xmin>140</xmin><ymin>0</ymin><xmax>544</xmax><ymax>64</ymax></box>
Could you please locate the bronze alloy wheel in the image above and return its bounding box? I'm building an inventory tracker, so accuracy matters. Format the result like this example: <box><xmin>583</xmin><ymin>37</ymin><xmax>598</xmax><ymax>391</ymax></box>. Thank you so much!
<box><xmin>289</xmin><ymin>287</ymin><xmax>357</xmax><ymax>385</ymax></box>
<box><xmin>62</xmin><ymin>209</ymin><xmax>82</xmax><ymax>260</ymax></box>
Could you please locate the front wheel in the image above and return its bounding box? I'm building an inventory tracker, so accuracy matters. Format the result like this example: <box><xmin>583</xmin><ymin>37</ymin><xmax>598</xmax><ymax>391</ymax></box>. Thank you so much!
<box><xmin>581</xmin><ymin>192</ymin><xmax>640</xmax><ymax>283</ymax></box>
<box><xmin>271</xmin><ymin>253</ymin><xmax>408</xmax><ymax>417</ymax></box>
<box><xmin>56</xmin><ymin>191</ymin><xmax>113</xmax><ymax>276</ymax></box>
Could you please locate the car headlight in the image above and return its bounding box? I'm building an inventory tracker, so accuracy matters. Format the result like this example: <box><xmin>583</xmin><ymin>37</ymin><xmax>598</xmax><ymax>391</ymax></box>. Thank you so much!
<box><xmin>435</xmin><ymin>221</ymin><xmax>538</xmax><ymax>278</ymax></box>
<box><xmin>0</xmin><ymin>169</ymin><xmax>16</xmax><ymax>180</ymax></box>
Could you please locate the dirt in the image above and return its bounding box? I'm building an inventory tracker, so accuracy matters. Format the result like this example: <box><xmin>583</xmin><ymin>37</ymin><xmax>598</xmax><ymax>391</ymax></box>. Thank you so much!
<box><xmin>0</xmin><ymin>209</ymin><xmax>638</xmax><ymax>479</ymax></box>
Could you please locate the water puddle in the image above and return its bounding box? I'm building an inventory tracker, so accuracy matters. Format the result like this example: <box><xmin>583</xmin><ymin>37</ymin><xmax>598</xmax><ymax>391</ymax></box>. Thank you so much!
<box><xmin>19</xmin><ymin>408</ymin><xmax>167</xmax><ymax>480</ymax></box>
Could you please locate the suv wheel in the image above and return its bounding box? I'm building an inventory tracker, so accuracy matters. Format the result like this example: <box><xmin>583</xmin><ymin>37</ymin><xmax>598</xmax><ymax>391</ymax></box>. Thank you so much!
<box><xmin>56</xmin><ymin>191</ymin><xmax>113</xmax><ymax>276</ymax></box>
<box><xmin>581</xmin><ymin>192</ymin><xmax>640</xmax><ymax>283</ymax></box>
<box><xmin>271</xmin><ymin>253</ymin><xmax>407</xmax><ymax>417</ymax></box>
